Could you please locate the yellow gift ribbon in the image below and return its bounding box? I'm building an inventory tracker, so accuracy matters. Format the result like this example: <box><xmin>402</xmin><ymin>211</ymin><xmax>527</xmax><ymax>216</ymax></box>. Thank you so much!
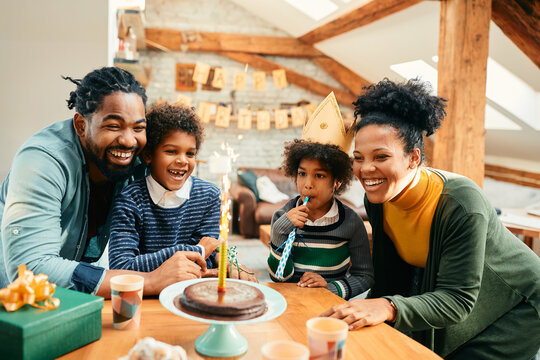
<box><xmin>0</xmin><ymin>265</ymin><xmax>60</xmax><ymax>312</ymax></box>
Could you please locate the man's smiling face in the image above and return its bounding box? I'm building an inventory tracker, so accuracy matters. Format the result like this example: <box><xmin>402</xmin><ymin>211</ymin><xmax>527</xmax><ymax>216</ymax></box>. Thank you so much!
<box><xmin>76</xmin><ymin>91</ymin><xmax>146</xmax><ymax>182</ymax></box>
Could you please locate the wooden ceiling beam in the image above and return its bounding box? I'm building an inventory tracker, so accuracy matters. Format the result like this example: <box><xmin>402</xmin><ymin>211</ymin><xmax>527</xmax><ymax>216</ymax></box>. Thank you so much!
<box><xmin>145</xmin><ymin>28</ymin><xmax>324</xmax><ymax>58</ymax></box>
<box><xmin>491</xmin><ymin>0</ymin><xmax>540</xmax><ymax>68</ymax></box>
<box><xmin>220</xmin><ymin>52</ymin><xmax>357</xmax><ymax>108</ymax></box>
<box><xmin>145</xmin><ymin>28</ymin><xmax>374</xmax><ymax>103</ymax></box>
<box><xmin>313</xmin><ymin>57</ymin><xmax>371</xmax><ymax>96</ymax></box>
<box><xmin>485</xmin><ymin>164</ymin><xmax>540</xmax><ymax>189</ymax></box>
<box><xmin>299</xmin><ymin>0</ymin><xmax>422</xmax><ymax>45</ymax></box>
<box><xmin>145</xmin><ymin>28</ymin><xmax>374</xmax><ymax>94</ymax></box>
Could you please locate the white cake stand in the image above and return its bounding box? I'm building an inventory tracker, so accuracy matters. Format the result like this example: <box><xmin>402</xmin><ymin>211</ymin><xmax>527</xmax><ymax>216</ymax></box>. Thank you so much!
<box><xmin>159</xmin><ymin>279</ymin><xmax>287</xmax><ymax>358</ymax></box>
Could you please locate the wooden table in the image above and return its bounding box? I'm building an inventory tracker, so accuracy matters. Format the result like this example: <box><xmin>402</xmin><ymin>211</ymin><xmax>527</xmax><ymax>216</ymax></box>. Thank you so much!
<box><xmin>501</xmin><ymin>209</ymin><xmax>540</xmax><ymax>249</ymax></box>
<box><xmin>59</xmin><ymin>283</ymin><xmax>441</xmax><ymax>360</ymax></box>
<box><xmin>259</xmin><ymin>224</ymin><xmax>272</xmax><ymax>248</ymax></box>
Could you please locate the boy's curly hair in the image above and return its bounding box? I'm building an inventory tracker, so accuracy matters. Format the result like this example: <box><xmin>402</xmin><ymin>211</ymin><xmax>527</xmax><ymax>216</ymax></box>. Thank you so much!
<box><xmin>145</xmin><ymin>103</ymin><xmax>204</xmax><ymax>154</ymax></box>
<box><xmin>353</xmin><ymin>78</ymin><xmax>447</xmax><ymax>162</ymax></box>
<box><xmin>281</xmin><ymin>139</ymin><xmax>353</xmax><ymax>195</ymax></box>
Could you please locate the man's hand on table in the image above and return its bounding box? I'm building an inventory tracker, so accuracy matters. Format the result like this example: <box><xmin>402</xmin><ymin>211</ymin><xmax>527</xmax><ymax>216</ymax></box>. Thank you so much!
<box><xmin>149</xmin><ymin>251</ymin><xmax>206</xmax><ymax>293</ymax></box>
<box><xmin>320</xmin><ymin>298</ymin><xmax>396</xmax><ymax>330</ymax></box>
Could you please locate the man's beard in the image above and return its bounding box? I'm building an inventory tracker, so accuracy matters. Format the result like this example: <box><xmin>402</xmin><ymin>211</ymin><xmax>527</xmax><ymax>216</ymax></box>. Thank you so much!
<box><xmin>86</xmin><ymin>140</ymin><xmax>138</xmax><ymax>182</ymax></box>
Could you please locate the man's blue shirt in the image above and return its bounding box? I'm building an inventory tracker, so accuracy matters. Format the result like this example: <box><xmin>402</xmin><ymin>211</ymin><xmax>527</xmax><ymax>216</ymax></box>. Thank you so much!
<box><xmin>0</xmin><ymin>119</ymin><xmax>140</xmax><ymax>293</ymax></box>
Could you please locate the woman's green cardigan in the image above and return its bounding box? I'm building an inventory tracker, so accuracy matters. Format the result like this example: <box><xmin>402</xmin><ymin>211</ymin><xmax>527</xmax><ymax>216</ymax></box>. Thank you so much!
<box><xmin>366</xmin><ymin>169</ymin><xmax>540</xmax><ymax>357</ymax></box>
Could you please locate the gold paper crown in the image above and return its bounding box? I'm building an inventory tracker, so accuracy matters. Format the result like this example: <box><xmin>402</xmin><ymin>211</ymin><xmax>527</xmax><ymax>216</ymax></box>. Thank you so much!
<box><xmin>301</xmin><ymin>92</ymin><xmax>356</xmax><ymax>153</ymax></box>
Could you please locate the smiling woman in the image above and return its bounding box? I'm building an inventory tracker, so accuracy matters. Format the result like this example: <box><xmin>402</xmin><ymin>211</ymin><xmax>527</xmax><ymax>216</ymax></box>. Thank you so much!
<box><xmin>321</xmin><ymin>78</ymin><xmax>540</xmax><ymax>360</ymax></box>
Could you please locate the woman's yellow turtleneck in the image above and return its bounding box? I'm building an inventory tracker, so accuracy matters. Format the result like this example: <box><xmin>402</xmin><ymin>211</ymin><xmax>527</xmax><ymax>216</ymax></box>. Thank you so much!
<box><xmin>382</xmin><ymin>168</ymin><xmax>444</xmax><ymax>268</ymax></box>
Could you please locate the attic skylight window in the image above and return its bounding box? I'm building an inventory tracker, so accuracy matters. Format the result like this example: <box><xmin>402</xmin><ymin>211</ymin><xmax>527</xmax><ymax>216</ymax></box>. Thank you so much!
<box><xmin>485</xmin><ymin>58</ymin><xmax>539</xmax><ymax>130</ymax></box>
<box><xmin>430</xmin><ymin>56</ymin><xmax>539</xmax><ymax>130</ymax></box>
<box><xmin>389</xmin><ymin>60</ymin><xmax>438</xmax><ymax>93</ymax></box>
<box><xmin>283</xmin><ymin>0</ymin><xmax>338</xmax><ymax>21</ymax></box>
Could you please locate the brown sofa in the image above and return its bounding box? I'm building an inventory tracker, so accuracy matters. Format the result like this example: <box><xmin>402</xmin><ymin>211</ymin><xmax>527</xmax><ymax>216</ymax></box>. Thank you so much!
<box><xmin>230</xmin><ymin>167</ymin><xmax>367</xmax><ymax>238</ymax></box>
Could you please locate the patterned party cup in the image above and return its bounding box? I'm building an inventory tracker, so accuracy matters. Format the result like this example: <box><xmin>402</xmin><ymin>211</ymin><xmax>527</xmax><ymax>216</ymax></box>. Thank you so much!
<box><xmin>306</xmin><ymin>317</ymin><xmax>348</xmax><ymax>360</ymax></box>
<box><xmin>262</xmin><ymin>340</ymin><xmax>309</xmax><ymax>360</ymax></box>
<box><xmin>110</xmin><ymin>274</ymin><xmax>144</xmax><ymax>330</ymax></box>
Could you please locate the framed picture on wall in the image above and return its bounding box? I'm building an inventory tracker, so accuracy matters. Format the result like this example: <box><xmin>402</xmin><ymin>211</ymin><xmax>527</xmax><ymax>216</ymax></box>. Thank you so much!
<box><xmin>175</xmin><ymin>63</ymin><xmax>197</xmax><ymax>91</ymax></box>
<box><xmin>202</xmin><ymin>68</ymin><xmax>221</xmax><ymax>91</ymax></box>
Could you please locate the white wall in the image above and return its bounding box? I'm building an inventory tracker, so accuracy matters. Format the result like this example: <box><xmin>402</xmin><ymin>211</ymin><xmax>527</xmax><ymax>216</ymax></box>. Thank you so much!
<box><xmin>0</xmin><ymin>0</ymin><xmax>109</xmax><ymax>180</ymax></box>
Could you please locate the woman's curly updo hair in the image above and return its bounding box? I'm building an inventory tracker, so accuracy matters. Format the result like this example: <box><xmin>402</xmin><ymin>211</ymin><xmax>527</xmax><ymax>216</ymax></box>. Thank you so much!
<box><xmin>353</xmin><ymin>78</ymin><xmax>447</xmax><ymax>163</ymax></box>
<box><xmin>145</xmin><ymin>103</ymin><xmax>204</xmax><ymax>154</ymax></box>
<box><xmin>63</xmin><ymin>67</ymin><xmax>147</xmax><ymax>117</ymax></box>
<box><xmin>281</xmin><ymin>139</ymin><xmax>354</xmax><ymax>195</ymax></box>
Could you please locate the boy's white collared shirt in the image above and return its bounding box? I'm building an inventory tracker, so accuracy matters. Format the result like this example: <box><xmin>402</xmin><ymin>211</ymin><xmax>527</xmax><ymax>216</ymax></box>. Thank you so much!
<box><xmin>146</xmin><ymin>175</ymin><xmax>192</xmax><ymax>208</ymax></box>
<box><xmin>297</xmin><ymin>198</ymin><xmax>339</xmax><ymax>226</ymax></box>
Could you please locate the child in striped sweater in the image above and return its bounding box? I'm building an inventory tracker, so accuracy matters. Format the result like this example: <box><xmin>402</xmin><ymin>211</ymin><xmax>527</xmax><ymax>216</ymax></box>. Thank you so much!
<box><xmin>108</xmin><ymin>103</ymin><xmax>221</xmax><ymax>273</ymax></box>
<box><xmin>268</xmin><ymin>139</ymin><xmax>374</xmax><ymax>299</ymax></box>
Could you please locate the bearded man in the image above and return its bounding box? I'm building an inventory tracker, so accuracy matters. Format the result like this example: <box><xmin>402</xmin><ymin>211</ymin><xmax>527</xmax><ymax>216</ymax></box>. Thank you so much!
<box><xmin>0</xmin><ymin>67</ymin><xmax>206</xmax><ymax>297</ymax></box>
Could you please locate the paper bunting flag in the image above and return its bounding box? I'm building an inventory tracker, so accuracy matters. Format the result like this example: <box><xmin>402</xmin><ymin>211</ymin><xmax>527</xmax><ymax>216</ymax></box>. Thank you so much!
<box><xmin>211</xmin><ymin>68</ymin><xmax>228</xmax><ymax>89</ymax></box>
<box><xmin>256</xmin><ymin>111</ymin><xmax>271</xmax><ymax>130</ymax></box>
<box><xmin>173</xmin><ymin>94</ymin><xmax>192</xmax><ymax>107</ymax></box>
<box><xmin>253</xmin><ymin>71</ymin><xmax>266</xmax><ymax>90</ymax></box>
<box><xmin>274</xmin><ymin>109</ymin><xmax>289</xmax><ymax>129</ymax></box>
<box><xmin>175</xmin><ymin>63</ymin><xmax>197</xmax><ymax>91</ymax></box>
<box><xmin>305</xmin><ymin>103</ymin><xmax>318</xmax><ymax>120</ymax></box>
<box><xmin>233</xmin><ymin>72</ymin><xmax>246</xmax><ymax>90</ymax></box>
<box><xmin>192</xmin><ymin>62</ymin><xmax>211</xmax><ymax>83</ymax></box>
<box><xmin>290</xmin><ymin>106</ymin><xmax>306</xmax><ymax>127</ymax></box>
<box><xmin>197</xmin><ymin>102</ymin><xmax>213</xmax><ymax>124</ymax></box>
<box><xmin>215</xmin><ymin>106</ymin><xmax>231</xmax><ymax>128</ymax></box>
<box><xmin>272</xmin><ymin>69</ymin><xmax>288</xmax><ymax>89</ymax></box>
<box><xmin>238</xmin><ymin>109</ymin><xmax>252</xmax><ymax>130</ymax></box>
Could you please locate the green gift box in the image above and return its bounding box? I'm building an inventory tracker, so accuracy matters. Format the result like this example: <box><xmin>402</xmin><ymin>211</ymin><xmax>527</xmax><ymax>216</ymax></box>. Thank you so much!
<box><xmin>0</xmin><ymin>286</ymin><xmax>103</xmax><ymax>360</ymax></box>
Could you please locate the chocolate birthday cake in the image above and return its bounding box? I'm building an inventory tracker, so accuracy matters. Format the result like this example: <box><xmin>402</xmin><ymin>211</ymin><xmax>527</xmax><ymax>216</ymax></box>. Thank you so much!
<box><xmin>177</xmin><ymin>280</ymin><xmax>266</xmax><ymax>320</ymax></box>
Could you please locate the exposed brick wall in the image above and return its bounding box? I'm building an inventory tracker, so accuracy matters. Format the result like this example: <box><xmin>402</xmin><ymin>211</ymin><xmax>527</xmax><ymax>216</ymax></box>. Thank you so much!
<box><xmin>141</xmin><ymin>0</ymin><xmax>351</xmax><ymax>184</ymax></box>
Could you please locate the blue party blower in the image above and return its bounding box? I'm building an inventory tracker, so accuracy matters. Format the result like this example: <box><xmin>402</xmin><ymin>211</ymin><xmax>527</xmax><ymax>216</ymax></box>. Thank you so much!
<box><xmin>275</xmin><ymin>197</ymin><xmax>309</xmax><ymax>280</ymax></box>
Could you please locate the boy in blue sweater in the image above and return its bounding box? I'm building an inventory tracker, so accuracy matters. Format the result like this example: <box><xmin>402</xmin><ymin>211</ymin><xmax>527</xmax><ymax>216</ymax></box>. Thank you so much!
<box><xmin>109</xmin><ymin>103</ymin><xmax>221</xmax><ymax>273</ymax></box>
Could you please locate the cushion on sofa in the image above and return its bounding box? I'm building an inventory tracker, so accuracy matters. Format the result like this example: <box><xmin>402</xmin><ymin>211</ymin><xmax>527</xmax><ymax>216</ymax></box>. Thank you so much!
<box><xmin>238</xmin><ymin>169</ymin><xmax>260</xmax><ymax>202</ymax></box>
<box><xmin>337</xmin><ymin>178</ymin><xmax>365</xmax><ymax>208</ymax></box>
<box><xmin>256</xmin><ymin>176</ymin><xmax>289</xmax><ymax>203</ymax></box>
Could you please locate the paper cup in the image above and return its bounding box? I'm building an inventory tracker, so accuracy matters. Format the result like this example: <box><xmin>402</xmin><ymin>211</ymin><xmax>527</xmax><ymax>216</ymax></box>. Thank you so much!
<box><xmin>262</xmin><ymin>340</ymin><xmax>309</xmax><ymax>360</ymax></box>
<box><xmin>306</xmin><ymin>317</ymin><xmax>348</xmax><ymax>360</ymax></box>
<box><xmin>110</xmin><ymin>274</ymin><xmax>144</xmax><ymax>330</ymax></box>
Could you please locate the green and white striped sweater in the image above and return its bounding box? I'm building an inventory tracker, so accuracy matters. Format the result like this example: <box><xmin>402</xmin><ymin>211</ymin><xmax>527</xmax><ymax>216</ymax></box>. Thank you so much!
<box><xmin>267</xmin><ymin>197</ymin><xmax>374</xmax><ymax>299</ymax></box>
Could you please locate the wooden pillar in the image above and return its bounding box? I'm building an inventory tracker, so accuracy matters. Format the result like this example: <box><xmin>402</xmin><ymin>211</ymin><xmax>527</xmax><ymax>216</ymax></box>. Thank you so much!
<box><xmin>432</xmin><ymin>0</ymin><xmax>491</xmax><ymax>187</ymax></box>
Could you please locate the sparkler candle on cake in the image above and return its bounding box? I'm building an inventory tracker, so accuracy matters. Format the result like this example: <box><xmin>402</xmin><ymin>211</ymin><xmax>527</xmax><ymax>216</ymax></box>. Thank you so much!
<box><xmin>209</xmin><ymin>144</ymin><xmax>238</xmax><ymax>293</ymax></box>
<box><xmin>217</xmin><ymin>174</ymin><xmax>231</xmax><ymax>292</ymax></box>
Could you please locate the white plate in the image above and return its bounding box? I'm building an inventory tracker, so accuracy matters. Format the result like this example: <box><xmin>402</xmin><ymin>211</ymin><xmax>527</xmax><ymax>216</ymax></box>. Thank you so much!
<box><xmin>159</xmin><ymin>279</ymin><xmax>287</xmax><ymax>325</ymax></box>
